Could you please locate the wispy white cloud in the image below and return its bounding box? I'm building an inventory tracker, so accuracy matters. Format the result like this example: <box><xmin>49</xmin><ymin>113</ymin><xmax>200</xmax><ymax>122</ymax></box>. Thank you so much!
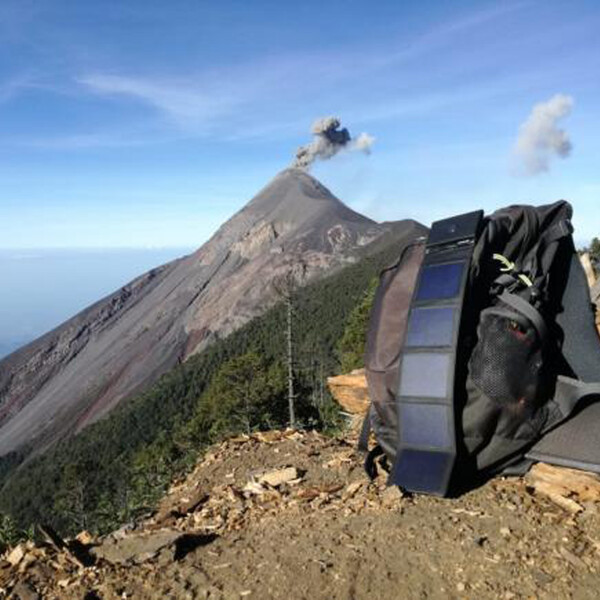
<box><xmin>0</xmin><ymin>74</ymin><xmax>35</xmax><ymax>103</ymax></box>
<box><xmin>361</xmin><ymin>2</ymin><xmax>530</xmax><ymax>70</ymax></box>
<box><xmin>11</xmin><ymin>131</ymin><xmax>162</xmax><ymax>150</ymax></box>
<box><xmin>78</xmin><ymin>73</ymin><xmax>240</xmax><ymax>130</ymax></box>
<box><xmin>75</xmin><ymin>3</ymin><xmax>530</xmax><ymax>143</ymax></box>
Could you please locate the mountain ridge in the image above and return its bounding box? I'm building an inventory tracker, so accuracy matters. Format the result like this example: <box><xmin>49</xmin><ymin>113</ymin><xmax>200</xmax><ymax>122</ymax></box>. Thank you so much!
<box><xmin>0</xmin><ymin>169</ymin><xmax>425</xmax><ymax>458</ymax></box>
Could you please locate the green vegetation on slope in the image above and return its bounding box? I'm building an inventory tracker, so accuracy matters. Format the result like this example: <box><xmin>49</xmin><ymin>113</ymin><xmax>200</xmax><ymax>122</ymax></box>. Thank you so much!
<box><xmin>0</xmin><ymin>240</ymin><xmax>404</xmax><ymax>536</ymax></box>
<box><xmin>337</xmin><ymin>277</ymin><xmax>378</xmax><ymax>373</ymax></box>
<box><xmin>0</xmin><ymin>513</ymin><xmax>33</xmax><ymax>554</ymax></box>
<box><xmin>590</xmin><ymin>237</ymin><xmax>600</xmax><ymax>272</ymax></box>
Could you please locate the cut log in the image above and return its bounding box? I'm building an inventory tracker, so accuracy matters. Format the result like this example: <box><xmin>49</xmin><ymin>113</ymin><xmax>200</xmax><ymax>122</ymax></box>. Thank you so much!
<box><xmin>525</xmin><ymin>463</ymin><xmax>600</xmax><ymax>513</ymax></box>
<box><xmin>580</xmin><ymin>252</ymin><xmax>597</xmax><ymax>290</ymax></box>
<box><xmin>580</xmin><ymin>253</ymin><xmax>600</xmax><ymax>337</ymax></box>
<box><xmin>327</xmin><ymin>369</ymin><xmax>369</xmax><ymax>415</ymax></box>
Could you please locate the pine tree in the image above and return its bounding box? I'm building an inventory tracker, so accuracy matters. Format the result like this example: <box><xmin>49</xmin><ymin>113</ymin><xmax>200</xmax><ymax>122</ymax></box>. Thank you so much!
<box><xmin>202</xmin><ymin>353</ymin><xmax>286</xmax><ymax>438</ymax></box>
<box><xmin>337</xmin><ymin>277</ymin><xmax>378</xmax><ymax>372</ymax></box>
<box><xmin>590</xmin><ymin>237</ymin><xmax>600</xmax><ymax>269</ymax></box>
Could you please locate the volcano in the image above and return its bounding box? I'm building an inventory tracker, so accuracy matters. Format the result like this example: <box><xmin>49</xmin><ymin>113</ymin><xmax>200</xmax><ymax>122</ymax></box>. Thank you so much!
<box><xmin>0</xmin><ymin>168</ymin><xmax>425</xmax><ymax>456</ymax></box>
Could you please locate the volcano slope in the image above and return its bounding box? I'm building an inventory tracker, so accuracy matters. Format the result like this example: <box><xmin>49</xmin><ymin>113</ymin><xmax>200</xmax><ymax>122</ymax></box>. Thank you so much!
<box><xmin>0</xmin><ymin>168</ymin><xmax>424</xmax><ymax>458</ymax></box>
<box><xmin>3</xmin><ymin>427</ymin><xmax>600</xmax><ymax>600</ymax></box>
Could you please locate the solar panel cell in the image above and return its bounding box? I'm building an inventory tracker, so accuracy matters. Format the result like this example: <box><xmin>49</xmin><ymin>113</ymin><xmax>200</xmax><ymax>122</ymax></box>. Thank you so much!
<box><xmin>389</xmin><ymin>449</ymin><xmax>453</xmax><ymax>494</ymax></box>
<box><xmin>405</xmin><ymin>306</ymin><xmax>456</xmax><ymax>347</ymax></box>
<box><xmin>416</xmin><ymin>262</ymin><xmax>464</xmax><ymax>301</ymax></box>
<box><xmin>400</xmin><ymin>403</ymin><xmax>452</xmax><ymax>448</ymax></box>
<box><xmin>399</xmin><ymin>353</ymin><xmax>451</xmax><ymax>398</ymax></box>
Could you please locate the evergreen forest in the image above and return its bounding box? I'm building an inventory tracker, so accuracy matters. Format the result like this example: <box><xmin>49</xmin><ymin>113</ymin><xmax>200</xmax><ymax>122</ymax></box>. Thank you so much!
<box><xmin>0</xmin><ymin>240</ymin><xmax>404</xmax><ymax>537</ymax></box>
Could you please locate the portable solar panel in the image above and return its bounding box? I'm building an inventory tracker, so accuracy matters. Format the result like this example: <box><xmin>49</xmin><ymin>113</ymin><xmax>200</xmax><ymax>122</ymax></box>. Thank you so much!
<box><xmin>389</xmin><ymin>210</ymin><xmax>483</xmax><ymax>496</ymax></box>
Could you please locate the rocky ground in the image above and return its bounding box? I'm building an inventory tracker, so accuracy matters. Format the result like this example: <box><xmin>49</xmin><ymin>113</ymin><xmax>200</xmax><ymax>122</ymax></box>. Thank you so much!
<box><xmin>3</xmin><ymin>428</ymin><xmax>600</xmax><ymax>600</ymax></box>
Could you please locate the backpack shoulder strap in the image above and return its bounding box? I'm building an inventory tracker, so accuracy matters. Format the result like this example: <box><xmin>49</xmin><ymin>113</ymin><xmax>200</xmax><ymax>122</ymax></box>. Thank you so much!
<box><xmin>499</xmin><ymin>290</ymin><xmax>549</xmax><ymax>341</ymax></box>
<box><xmin>356</xmin><ymin>403</ymin><xmax>385</xmax><ymax>480</ymax></box>
<box><xmin>357</xmin><ymin>404</ymin><xmax>372</xmax><ymax>454</ymax></box>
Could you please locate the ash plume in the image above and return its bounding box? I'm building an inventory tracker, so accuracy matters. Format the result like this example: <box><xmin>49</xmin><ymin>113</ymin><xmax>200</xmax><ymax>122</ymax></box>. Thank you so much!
<box><xmin>514</xmin><ymin>94</ymin><xmax>574</xmax><ymax>175</ymax></box>
<box><xmin>293</xmin><ymin>117</ymin><xmax>375</xmax><ymax>169</ymax></box>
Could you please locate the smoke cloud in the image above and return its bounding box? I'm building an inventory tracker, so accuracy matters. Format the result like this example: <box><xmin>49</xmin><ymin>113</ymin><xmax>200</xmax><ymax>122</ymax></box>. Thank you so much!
<box><xmin>293</xmin><ymin>117</ymin><xmax>375</xmax><ymax>169</ymax></box>
<box><xmin>514</xmin><ymin>94</ymin><xmax>574</xmax><ymax>175</ymax></box>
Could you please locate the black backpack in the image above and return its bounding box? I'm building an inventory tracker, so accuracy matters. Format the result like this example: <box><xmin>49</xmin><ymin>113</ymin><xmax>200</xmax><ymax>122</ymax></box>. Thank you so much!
<box><xmin>362</xmin><ymin>201</ymin><xmax>600</xmax><ymax>495</ymax></box>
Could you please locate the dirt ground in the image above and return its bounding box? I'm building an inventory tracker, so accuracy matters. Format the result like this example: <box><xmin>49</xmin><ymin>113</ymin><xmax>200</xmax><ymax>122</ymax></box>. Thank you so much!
<box><xmin>4</xmin><ymin>429</ymin><xmax>600</xmax><ymax>600</ymax></box>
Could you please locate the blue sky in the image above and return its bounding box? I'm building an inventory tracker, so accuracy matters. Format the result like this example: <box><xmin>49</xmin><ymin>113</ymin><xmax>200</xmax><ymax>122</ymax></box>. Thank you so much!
<box><xmin>0</xmin><ymin>247</ymin><xmax>192</xmax><ymax>357</ymax></box>
<box><xmin>1</xmin><ymin>0</ymin><xmax>599</xmax><ymax>248</ymax></box>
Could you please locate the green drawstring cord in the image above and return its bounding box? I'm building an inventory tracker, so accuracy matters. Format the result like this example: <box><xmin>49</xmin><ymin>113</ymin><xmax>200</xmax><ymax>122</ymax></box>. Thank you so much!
<box><xmin>493</xmin><ymin>253</ymin><xmax>534</xmax><ymax>287</ymax></box>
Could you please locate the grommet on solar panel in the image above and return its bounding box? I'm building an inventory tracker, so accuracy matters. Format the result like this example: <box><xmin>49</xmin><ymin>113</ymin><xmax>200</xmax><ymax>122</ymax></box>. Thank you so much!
<box><xmin>389</xmin><ymin>210</ymin><xmax>483</xmax><ymax>496</ymax></box>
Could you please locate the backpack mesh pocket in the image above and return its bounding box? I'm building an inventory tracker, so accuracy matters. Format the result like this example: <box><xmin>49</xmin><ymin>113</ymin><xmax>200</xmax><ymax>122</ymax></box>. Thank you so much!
<box><xmin>469</xmin><ymin>306</ymin><xmax>546</xmax><ymax>418</ymax></box>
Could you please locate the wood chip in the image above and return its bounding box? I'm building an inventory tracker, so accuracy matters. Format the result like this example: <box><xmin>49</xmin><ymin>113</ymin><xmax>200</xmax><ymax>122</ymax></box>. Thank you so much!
<box><xmin>560</xmin><ymin>546</ymin><xmax>587</xmax><ymax>570</ymax></box>
<box><xmin>381</xmin><ymin>486</ymin><xmax>404</xmax><ymax>507</ymax></box>
<box><xmin>258</xmin><ymin>467</ymin><xmax>298</xmax><ymax>487</ymax></box>
<box><xmin>75</xmin><ymin>531</ymin><xmax>94</xmax><ymax>545</ymax></box>
<box><xmin>6</xmin><ymin>545</ymin><xmax>25</xmax><ymax>567</ymax></box>
<box><xmin>343</xmin><ymin>481</ymin><xmax>363</xmax><ymax>499</ymax></box>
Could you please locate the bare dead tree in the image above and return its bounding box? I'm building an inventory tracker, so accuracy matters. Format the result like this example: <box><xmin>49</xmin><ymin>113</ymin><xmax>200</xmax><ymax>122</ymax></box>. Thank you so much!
<box><xmin>273</xmin><ymin>260</ymin><xmax>307</xmax><ymax>429</ymax></box>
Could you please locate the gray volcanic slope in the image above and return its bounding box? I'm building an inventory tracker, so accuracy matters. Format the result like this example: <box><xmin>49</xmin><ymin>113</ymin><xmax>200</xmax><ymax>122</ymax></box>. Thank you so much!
<box><xmin>0</xmin><ymin>168</ymin><xmax>424</xmax><ymax>456</ymax></box>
